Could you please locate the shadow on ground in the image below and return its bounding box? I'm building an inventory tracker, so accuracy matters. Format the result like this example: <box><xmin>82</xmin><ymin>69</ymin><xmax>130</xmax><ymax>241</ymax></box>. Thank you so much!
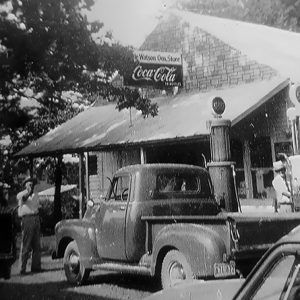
<box><xmin>2</xmin><ymin>254</ymin><xmax>160</xmax><ymax>300</ymax></box>
<box><xmin>89</xmin><ymin>271</ymin><xmax>160</xmax><ymax>293</ymax></box>
<box><xmin>0</xmin><ymin>279</ymin><xmax>114</xmax><ymax>300</ymax></box>
<box><xmin>0</xmin><ymin>272</ymin><xmax>159</xmax><ymax>300</ymax></box>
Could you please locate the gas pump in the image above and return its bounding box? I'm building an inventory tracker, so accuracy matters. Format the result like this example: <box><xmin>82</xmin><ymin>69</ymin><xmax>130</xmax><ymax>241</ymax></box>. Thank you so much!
<box><xmin>284</xmin><ymin>82</ymin><xmax>300</xmax><ymax>211</ymax></box>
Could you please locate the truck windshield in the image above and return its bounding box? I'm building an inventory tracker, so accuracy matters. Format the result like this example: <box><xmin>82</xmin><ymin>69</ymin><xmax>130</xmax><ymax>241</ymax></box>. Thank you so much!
<box><xmin>156</xmin><ymin>171</ymin><xmax>212</xmax><ymax>197</ymax></box>
<box><xmin>107</xmin><ymin>175</ymin><xmax>130</xmax><ymax>202</ymax></box>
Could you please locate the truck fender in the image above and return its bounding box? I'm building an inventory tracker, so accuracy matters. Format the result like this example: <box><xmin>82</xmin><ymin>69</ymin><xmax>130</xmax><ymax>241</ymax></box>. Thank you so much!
<box><xmin>55</xmin><ymin>220</ymin><xmax>99</xmax><ymax>268</ymax></box>
<box><xmin>151</xmin><ymin>223</ymin><xmax>227</xmax><ymax>278</ymax></box>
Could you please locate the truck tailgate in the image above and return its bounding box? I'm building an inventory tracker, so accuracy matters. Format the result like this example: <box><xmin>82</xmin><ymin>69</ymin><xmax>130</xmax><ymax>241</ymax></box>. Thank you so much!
<box><xmin>227</xmin><ymin>212</ymin><xmax>300</xmax><ymax>259</ymax></box>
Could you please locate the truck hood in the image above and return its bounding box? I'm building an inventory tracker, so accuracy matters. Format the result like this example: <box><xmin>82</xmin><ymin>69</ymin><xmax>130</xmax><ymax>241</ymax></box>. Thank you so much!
<box><xmin>144</xmin><ymin>278</ymin><xmax>244</xmax><ymax>300</ymax></box>
<box><xmin>56</xmin><ymin>218</ymin><xmax>94</xmax><ymax>226</ymax></box>
<box><xmin>55</xmin><ymin>218</ymin><xmax>95</xmax><ymax>232</ymax></box>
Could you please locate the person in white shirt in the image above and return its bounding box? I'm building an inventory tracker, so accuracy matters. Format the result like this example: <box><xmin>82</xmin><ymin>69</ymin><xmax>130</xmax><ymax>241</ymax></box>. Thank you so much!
<box><xmin>272</xmin><ymin>161</ymin><xmax>292</xmax><ymax>213</ymax></box>
<box><xmin>17</xmin><ymin>177</ymin><xmax>41</xmax><ymax>275</ymax></box>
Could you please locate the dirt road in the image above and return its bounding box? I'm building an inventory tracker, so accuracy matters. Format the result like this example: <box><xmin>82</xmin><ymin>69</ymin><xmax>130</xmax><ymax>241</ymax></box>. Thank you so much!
<box><xmin>0</xmin><ymin>255</ymin><xmax>159</xmax><ymax>300</ymax></box>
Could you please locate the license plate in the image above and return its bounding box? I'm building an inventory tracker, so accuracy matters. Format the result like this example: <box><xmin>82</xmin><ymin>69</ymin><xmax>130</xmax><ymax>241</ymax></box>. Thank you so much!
<box><xmin>214</xmin><ymin>261</ymin><xmax>236</xmax><ymax>278</ymax></box>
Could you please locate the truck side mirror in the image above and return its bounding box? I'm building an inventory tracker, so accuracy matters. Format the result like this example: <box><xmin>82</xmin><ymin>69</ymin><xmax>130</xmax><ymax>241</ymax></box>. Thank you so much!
<box><xmin>99</xmin><ymin>194</ymin><xmax>106</xmax><ymax>201</ymax></box>
<box><xmin>149</xmin><ymin>189</ymin><xmax>159</xmax><ymax>198</ymax></box>
<box><xmin>87</xmin><ymin>200</ymin><xmax>94</xmax><ymax>208</ymax></box>
<box><xmin>219</xmin><ymin>197</ymin><xmax>226</xmax><ymax>210</ymax></box>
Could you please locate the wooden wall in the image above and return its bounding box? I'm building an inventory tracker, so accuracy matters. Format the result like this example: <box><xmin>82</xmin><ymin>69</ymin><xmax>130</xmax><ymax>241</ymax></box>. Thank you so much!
<box><xmin>231</xmin><ymin>87</ymin><xmax>293</xmax><ymax>199</ymax></box>
<box><xmin>89</xmin><ymin>148</ymin><xmax>140</xmax><ymax>200</ymax></box>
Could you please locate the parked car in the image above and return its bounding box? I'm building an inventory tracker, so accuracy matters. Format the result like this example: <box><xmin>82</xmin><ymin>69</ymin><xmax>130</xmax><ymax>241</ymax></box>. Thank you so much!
<box><xmin>145</xmin><ymin>224</ymin><xmax>300</xmax><ymax>299</ymax></box>
<box><xmin>0</xmin><ymin>206</ymin><xmax>17</xmax><ymax>279</ymax></box>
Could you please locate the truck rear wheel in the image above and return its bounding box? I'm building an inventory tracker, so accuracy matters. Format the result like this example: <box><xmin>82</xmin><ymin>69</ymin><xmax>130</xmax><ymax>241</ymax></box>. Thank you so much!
<box><xmin>63</xmin><ymin>241</ymin><xmax>90</xmax><ymax>285</ymax></box>
<box><xmin>161</xmin><ymin>250</ymin><xmax>193</xmax><ymax>289</ymax></box>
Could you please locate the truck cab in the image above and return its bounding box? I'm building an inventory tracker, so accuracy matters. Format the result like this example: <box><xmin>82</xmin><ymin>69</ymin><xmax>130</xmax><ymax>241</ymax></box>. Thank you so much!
<box><xmin>93</xmin><ymin>164</ymin><xmax>220</xmax><ymax>262</ymax></box>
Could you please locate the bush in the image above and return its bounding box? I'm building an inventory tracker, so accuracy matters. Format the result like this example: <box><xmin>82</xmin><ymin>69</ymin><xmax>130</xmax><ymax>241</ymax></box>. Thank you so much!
<box><xmin>61</xmin><ymin>193</ymin><xmax>79</xmax><ymax>220</ymax></box>
<box><xmin>39</xmin><ymin>193</ymin><xmax>79</xmax><ymax>235</ymax></box>
<box><xmin>39</xmin><ymin>199</ymin><xmax>55</xmax><ymax>235</ymax></box>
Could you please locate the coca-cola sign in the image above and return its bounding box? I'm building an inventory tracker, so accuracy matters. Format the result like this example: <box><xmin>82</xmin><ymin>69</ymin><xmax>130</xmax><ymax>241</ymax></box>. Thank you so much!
<box><xmin>124</xmin><ymin>51</ymin><xmax>183</xmax><ymax>88</ymax></box>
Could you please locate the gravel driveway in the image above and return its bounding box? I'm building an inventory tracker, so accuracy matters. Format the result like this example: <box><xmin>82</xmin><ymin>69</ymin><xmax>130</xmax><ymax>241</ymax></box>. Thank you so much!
<box><xmin>0</xmin><ymin>254</ymin><xmax>159</xmax><ymax>300</ymax></box>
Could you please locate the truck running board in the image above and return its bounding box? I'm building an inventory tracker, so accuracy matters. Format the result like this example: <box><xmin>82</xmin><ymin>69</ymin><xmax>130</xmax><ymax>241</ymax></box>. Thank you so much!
<box><xmin>93</xmin><ymin>262</ymin><xmax>152</xmax><ymax>276</ymax></box>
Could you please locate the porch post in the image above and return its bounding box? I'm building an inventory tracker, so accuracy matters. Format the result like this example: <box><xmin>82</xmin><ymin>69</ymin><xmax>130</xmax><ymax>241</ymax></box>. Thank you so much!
<box><xmin>243</xmin><ymin>140</ymin><xmax>254</xmax><ymax>199</ymax></box>
<box><xmin>140</xmin><ymin>147</ymin><xmax>146</xmax><ymax>164</ymax></box>
<box><xmin>78</xmin><ymin>153</ymin><xmax>85</xmax><ymax>219</ymax></box>
<box><xmin>29</xmin><ymin>157</ymin><xmax>34</xmax><ymax>177</ymax></box>
<box><xmin>295</xmin><ymin>117</ymin><xmax>300</xmax><ymax>155</ymax></box>
<box><xmin>85</xmin><ymin>152</ymin><xmax>90</xmax><ymax>203</ymax></box>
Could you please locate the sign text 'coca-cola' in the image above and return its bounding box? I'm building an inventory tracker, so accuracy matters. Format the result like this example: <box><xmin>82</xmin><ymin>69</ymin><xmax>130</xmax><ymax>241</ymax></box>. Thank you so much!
<box><xmin>124</xmin><ymin>50</ymin><xmax>183</xmax><ymax>89</ymax></box>
<box><xmin>125</xmin><ymin>64</ymin><xmax>182</xmax><ymax>87</ymax></box>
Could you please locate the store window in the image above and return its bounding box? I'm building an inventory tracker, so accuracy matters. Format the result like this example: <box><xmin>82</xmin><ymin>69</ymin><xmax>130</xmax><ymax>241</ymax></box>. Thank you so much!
<box><xmin>107</xmin><ymin>175</ymin><xmax>130</xmax><ymax>202</ymax></box>
<box><xmin>250</xmin><ymin>137</ymin><xmax>272</xmax><ymax>168</ymax></box>
<box><xmin>88</xmin><ymin>155</ymin><xmax>97</xmax><ymax>176</ymax></box>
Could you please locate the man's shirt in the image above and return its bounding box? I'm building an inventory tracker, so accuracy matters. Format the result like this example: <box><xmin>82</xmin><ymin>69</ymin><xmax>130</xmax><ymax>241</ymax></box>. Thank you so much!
<box><xmin>272</xmin><ymin>174</ymin><xmax>291</xmax><ymax>204</ymax></box>
<box><xmin>17</xmin><ymin>189</ymin><xmax>39</xmax><ymax>217</ymax></box>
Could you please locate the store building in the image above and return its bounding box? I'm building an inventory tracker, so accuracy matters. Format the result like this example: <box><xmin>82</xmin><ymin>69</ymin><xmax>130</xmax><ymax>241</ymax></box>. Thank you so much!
<box><xmin>17</xmin><ymin>9</ymin><xmax>300</xmax><ymax>202</ymax></box>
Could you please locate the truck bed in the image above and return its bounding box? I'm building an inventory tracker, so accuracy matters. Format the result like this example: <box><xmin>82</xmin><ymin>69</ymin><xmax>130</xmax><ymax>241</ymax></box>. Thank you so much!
<box><xmin>226</xmin><ymin>212</ymin><xmax>300</xmax><ymax>259</ymax></box>
<box><xmin>142</xmin><ymin>212</ymin><xmax>300</xmax><ymax>262</ymax></box>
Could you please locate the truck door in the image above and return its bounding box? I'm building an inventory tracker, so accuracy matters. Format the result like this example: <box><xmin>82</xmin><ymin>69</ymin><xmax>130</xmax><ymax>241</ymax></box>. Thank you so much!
<box><xmin>96</xmin><ymin>174</ymin><xmax>130</xmax><ymax>260</ymax></box>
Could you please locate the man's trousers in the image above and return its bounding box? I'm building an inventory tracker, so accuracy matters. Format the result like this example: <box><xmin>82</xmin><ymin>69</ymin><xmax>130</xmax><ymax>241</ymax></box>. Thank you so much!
<box><xmin>19</xmin><ymin>214</ymin><xmax>41</xmax><ymax>273</ymax></box>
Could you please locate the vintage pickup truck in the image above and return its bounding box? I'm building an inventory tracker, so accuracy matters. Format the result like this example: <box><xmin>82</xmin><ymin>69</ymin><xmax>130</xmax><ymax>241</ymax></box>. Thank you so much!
<box><xmin>53</xmin><ymin>163</ymin><xmax>300</xmax><ymax>288</ymax></box>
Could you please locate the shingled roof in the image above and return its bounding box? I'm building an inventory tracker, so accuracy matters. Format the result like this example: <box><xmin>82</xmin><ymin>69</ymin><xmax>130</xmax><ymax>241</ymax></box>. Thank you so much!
<box><xmin>170</xmin><ymin>9</ymin><xmax>300</xmax><ymax>82</ymax></box>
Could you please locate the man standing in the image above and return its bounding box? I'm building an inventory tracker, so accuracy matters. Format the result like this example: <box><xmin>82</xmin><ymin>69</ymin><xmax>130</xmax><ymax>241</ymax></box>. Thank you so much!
<box><xmin>272</xmin><ymin>161</ymin><xmax>293</xmax><ymax>213</ymax></box>
<box><xmin>17</xmin><ymin>177</ymin><xmax>41</xmax><ymax>274</ymax></box>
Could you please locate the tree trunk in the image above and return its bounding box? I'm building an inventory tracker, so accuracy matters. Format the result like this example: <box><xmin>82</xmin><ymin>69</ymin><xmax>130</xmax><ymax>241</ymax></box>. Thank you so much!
<box><xmin>53</xmin><ymin>155</ymin><xmax>62</xmax><ymax>225</ymax></box>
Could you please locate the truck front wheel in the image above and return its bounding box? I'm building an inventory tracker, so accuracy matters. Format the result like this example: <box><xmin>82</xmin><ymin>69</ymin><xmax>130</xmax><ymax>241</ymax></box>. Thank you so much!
<box><xmin>63</xmin><ymin>241</ymin><xmax>90</xmax><ymax>285</ymax></box>
<box><xmin>161</xmin><ymin>250</ymin><xmax>193</xmax><ymax>289</ymax></box>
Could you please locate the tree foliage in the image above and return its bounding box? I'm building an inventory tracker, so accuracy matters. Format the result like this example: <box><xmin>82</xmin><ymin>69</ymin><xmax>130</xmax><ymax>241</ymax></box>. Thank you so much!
<box><xmin>176</xmin><ymin>0</ymin><xmax>300</xmax><ymax>32</ymax></box>
<box><xmin>0</xmin><ymin>0</ymin><xmax>157</xmax><ymax>187</ymax></box>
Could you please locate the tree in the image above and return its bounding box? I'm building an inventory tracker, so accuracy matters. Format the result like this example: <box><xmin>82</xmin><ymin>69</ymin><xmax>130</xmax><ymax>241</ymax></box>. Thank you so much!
<box><xmin>176</xmin><ymin>0</ymin><xmax>300</xmax><ymax>32</ymax></box>
<box><xmin>0</xmin><ymin>0</ymin><xmax>157</xmax><ymax>223</ymax></box>
<box><xmin>0</xmin><ymin>0</ymin><xmax>157</xmax><ymax>170</ymax></box>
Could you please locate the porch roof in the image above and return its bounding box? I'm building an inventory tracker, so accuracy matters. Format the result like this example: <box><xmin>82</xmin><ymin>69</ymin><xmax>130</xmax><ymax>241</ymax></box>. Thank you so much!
<box><xmin>16</xmin><ymin>76</ymin><xmax>288</xmax><ymax>157</ymax></box>
<box><xmin>38</xmin><ymin>184</ymin><xmax>77</xmax><ymax>197</ymax></box>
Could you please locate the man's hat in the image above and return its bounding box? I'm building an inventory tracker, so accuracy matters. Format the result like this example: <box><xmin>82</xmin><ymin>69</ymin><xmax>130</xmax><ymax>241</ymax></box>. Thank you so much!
<box><xmin>273</xmin><ymin>161</ymin><xmax>285</xmax><ymax>172</ymax></box>
<box><xmin>23</xmin><ymin>176</ymin><xmax>35</xmax><ymax>186</ymax></box>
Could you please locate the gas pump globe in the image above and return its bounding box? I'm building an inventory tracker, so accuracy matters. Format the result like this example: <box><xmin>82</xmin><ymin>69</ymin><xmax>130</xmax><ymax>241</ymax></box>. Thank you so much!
<box><xmin>289</xmin><ymin>82</ymin><xmax>300</xmax><ymax>108</ymax></box>
<box><xmin>211</xmin><ymin>96</ymin><xmax>226</xmax><ymax>118</ymax></box>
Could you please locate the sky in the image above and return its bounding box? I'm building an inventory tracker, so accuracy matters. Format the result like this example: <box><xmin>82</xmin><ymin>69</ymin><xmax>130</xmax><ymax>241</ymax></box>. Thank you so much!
<box><xmin>87</xmin><ymin>0</ymin><xmax>174</xmax><ymax>48</ymax></box>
